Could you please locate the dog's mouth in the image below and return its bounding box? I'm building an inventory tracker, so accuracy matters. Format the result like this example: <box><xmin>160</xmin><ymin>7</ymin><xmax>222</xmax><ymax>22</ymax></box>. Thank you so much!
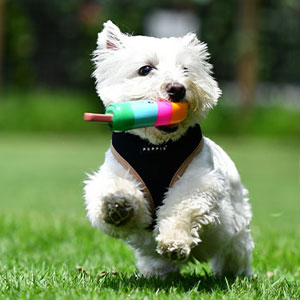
<box><xmin>157</xmin><ymin>125</ymin><xmax>179</xmax><ymax>133</ymax></box>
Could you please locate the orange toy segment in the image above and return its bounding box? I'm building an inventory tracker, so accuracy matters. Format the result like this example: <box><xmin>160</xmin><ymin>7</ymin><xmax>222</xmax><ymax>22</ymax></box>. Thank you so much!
<box><xmin>170</xmin><ymin>102</ymin><xmax>188</xmax><ymax>125</ymax></box>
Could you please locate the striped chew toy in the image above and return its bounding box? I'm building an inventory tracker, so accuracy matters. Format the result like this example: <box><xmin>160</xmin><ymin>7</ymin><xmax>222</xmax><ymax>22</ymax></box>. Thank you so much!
<box><xmin>84</xmin><ymin>99</ymin><xmax>188</xmax><ymax>131</ymax></box>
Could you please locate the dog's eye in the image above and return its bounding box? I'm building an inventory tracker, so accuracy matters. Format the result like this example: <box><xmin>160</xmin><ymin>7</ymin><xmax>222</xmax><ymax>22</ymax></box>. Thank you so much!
<box><xmin>183</xmin><ymin>67</ymin><xmax>189</xmax><ymax>73</ymax></box>
<box><xmin>138</xmin><ymin>65</ymin><xmax>153</xmax><ymax>76</ymax></box>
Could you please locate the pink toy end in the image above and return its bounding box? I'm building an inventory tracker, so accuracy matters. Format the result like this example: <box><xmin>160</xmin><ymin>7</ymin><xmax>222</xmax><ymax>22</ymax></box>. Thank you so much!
<box><xmin>84</xmin><ymin>113</ymin><xmax>113</xmax><ymax>123</ymax></box>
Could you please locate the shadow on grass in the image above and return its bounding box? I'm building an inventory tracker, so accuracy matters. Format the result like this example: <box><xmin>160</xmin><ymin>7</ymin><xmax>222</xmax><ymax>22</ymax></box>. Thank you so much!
<box><xmin>96</xmin><ymin>271</ymin><xmax>238</xmax><ymax>293</ymax></box>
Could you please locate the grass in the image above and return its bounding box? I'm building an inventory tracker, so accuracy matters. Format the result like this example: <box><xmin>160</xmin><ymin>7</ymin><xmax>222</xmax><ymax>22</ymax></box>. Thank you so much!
<box><xmin>0</xmin><ymin>132</ymin><xmax>300</xmax><ymax>299</ymax></box>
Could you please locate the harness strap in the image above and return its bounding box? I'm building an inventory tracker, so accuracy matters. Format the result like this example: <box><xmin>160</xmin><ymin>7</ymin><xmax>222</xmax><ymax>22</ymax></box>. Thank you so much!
<box><xmin>169</xmin><ymin>137</ymin><xmax>204</xmax><ymax>187</ymax></box>
<box><xmin>110</xmin><ymin>143</ymin><xmax>155</xmax><ymax>213</ymax></box>
<box><xmin>110</xmin><ymin>135</ymin><xmax>204</xmax><ymax>215</ymax></box>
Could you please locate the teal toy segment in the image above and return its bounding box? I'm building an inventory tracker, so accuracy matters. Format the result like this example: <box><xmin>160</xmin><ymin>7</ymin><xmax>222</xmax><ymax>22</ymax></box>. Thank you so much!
<box><xmin>131</xmin><ymin>100</ymin><xmax>158</xmax><ymax>128</ymax></box>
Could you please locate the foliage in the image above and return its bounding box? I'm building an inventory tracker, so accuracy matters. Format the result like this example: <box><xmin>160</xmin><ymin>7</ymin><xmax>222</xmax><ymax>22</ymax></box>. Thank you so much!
<box><xmin>0</xmin><ymin>133</ymin><xmax>299</xmax><ymax>298</ymax></box>
<box><xmin>3</xmin><ymin>0</ymin><xmax>300</xmax><ymax>90</ymax></box>
<box><xmin>0</xmin><ymin>89</ymin><xmax>105</xmax><ymax>133</ymax></box>
<box><xmin>1</xmin><ymin>89</ymin><xmax>300</xmax><ymax>137</ymax></box>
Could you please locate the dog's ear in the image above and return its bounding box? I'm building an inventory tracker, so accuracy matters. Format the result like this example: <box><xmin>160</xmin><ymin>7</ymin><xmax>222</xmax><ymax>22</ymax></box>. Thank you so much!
<box><xmin>97</xmin><ymin>20</ymin><xmax>124</xmax><ymax>51</ymax></box>
<box><xmin>182</xmin><ymin>33</ymin><xmax>200</xmax><ymax>47</ymax></box>
<box><xmin>182</xmin><ymin>33</ymin><xmax>221</xmax><ymax>113</ymax></box>
<box><xmin>183</xmin><ymin>33</ymin><xmax>210</xmax><ymax>63</ymax></box>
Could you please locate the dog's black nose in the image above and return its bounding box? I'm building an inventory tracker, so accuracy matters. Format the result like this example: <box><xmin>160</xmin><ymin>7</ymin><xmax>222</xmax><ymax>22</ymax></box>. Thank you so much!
<box><xmin>166</xmin><ymin>83</ymin><xmax>186</xmax><ymax>102</ymax></box>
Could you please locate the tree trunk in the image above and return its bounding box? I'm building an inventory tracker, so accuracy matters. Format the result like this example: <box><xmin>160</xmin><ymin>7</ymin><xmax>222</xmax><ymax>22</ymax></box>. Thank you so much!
<box><xmin>236</xmin><ymin>0</ymin><xmax>260</xmax><ymax>111</ymax></box>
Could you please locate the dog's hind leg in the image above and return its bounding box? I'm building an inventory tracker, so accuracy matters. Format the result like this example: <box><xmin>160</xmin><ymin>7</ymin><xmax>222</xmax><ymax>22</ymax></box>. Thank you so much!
<box><xmin>135</xmin><ymin>251</ymin><xmax>180</xmax><ymax>278</ymax></box>
<box><xmin>129</xmin><ymin>232</ymin><xmax>180</xmax><ymax>278</ymax></box>
<box><xmin>211</xmin><ymin>226</ymin><xmax>254</xmax><ymax>277</ymax></box>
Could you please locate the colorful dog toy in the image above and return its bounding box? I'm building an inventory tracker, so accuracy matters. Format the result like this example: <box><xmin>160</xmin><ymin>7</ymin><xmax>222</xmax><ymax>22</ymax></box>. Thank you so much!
<box><xmin>84</xmin><ymin>99</ymin><xmax>188</xmax><ymax>131</ymax></box>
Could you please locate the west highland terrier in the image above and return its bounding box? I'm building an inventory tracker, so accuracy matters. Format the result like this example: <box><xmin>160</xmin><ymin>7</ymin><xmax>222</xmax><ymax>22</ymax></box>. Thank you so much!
<box><xmin>84</xmin><ymin>20</ymin><xmax>254</xmax><ymax>278</ymax></box>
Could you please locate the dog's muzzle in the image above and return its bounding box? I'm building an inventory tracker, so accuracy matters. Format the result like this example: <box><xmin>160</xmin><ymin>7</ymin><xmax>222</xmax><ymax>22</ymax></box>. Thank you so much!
<box><xmin>166</xmin><ymin>83</ymin><xmax>186</xmax><ymax>102</ymax></box>
<box><xmin>158</xmin><ymin>83</ymin><xmax>186</xmax><ymax>133</ymax></box>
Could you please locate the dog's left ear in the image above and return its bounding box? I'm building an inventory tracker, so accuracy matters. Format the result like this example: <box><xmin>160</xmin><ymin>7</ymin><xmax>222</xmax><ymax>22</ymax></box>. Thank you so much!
<box><xmin>97</xmin><ymin>20</ymin><xmax>125</xmax><ymax>51</ymax></box>
<box><xmin>182</xmin><ymin>33</ymin><xmax>199</xmax><ymax>47</ymax></box>
<box><xmin>182</xmin><ymin>33</ymin><xmax>210</xmax><ymax>57</ymax></box>
<box><xmin>183</xmin><ymin>33</ymin><xmax>222</xmax><ymax>112</ymax></box>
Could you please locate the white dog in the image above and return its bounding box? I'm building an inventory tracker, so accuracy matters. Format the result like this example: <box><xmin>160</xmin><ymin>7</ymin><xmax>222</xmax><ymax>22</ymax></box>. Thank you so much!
<box><xmin>84</xmin><ymin>20</ymin><xmax>254</xmax><ymax>278</ymax></box>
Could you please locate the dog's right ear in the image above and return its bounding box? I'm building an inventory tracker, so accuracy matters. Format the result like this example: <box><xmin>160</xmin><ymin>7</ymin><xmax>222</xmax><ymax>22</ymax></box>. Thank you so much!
<box><xmin>97</xmin><ymin>20</ymin><xmax>124</xmax><ymax>51</ymax></box>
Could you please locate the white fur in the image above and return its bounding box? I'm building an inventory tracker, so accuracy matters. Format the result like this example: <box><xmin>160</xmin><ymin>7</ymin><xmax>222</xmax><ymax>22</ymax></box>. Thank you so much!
<box><xmin>84</xmin><ymin>20</ymin><xmax>254</xmax><ymax>277</ymax></box>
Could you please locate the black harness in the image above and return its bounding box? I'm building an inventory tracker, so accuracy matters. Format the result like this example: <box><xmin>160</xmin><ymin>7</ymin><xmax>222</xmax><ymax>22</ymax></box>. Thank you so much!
<box><xmin>111</xmin><ymin>125</ymin><xmax>203</xmax><ymax>213</ymax></box>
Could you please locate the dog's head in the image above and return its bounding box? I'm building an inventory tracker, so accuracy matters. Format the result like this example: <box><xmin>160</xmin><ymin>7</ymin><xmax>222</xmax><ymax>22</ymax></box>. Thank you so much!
<box><xmin>93</xmin><ymin>21</ymin><xmax>221</xmax><ymax>144</ymax></box>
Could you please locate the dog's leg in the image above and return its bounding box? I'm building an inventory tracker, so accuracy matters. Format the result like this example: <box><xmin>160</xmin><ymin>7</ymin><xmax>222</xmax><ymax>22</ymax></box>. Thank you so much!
<box><xmin>212</xmin><ymin>186</ymin><xmax>254</xmax><ymax>277</ymax></box>
<box><xmin>101</xmin><ymin>193</ymin><xmax>134</xmax><ymax>226</ymax></box>
<box><xmin>135</xmin><ymin>251</ymin><xmax>180</xmax><ymax>278</ymax></box>
<box><xmin>155</xmin><ymin>195</ymin><xmax>219</xmax><ymax>262</ymax></box>
<box><xmin>211</xmin><ymin>226</ymin><xmax>254</xmax><ymax>277</ymax></box>
<box><xmin>128</xmin><ymin>233</ymin><xmax>180</xmax><ymax>278</ymax></box>
<box><xmin>84</xmin><ymin>151</ymin><xmax>152</xmax><ymax>238</ymax></box>
<box><xmin>154</xmin><ymin>171</ymin><xmax>222</xmax><ymax>262</ymax></box>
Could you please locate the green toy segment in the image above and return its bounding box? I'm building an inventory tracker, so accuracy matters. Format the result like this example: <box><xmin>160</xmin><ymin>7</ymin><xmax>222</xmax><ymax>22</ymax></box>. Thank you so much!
<box><xmin>105</xmin><ymin>102</ymin><xmax>135</xmax><ymax>131</ymax></box>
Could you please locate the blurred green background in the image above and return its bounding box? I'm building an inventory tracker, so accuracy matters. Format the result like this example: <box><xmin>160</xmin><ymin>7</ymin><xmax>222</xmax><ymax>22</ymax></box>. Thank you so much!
<box><xmin>1</xmin><ymin>0</ymin><xmax>300</xmax><ymax>134</ymax></box>
<box><xmin>0</xmin><ymin>0</ymin><xmax>300</xmax><ymax>298</ymax></box>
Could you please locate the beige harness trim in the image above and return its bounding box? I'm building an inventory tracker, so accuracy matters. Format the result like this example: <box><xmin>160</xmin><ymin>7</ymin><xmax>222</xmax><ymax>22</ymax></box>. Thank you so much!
<box><xmin>169</xmin><ymin>137</ymin><xmax>204</xmax><ymax>187</ymax></box>
<box><xmin>110</xmin><ymin>137</ymin><xmax>204</xmax><ymax>215</ymax></box>
<box><xmin>111</xmin><ymin>144</ymin><xmax>155</xmax><ymax>213</ymax></box>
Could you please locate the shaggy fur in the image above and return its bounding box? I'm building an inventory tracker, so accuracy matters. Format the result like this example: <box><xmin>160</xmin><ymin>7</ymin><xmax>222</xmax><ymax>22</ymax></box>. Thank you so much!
<box><xmin>84</xmin><ymin>20</ymin><xmax>254</xmax><ymax>278</ymax></box>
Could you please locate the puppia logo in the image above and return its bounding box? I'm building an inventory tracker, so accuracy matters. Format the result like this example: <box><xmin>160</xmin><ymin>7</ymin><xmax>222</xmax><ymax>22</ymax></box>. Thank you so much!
<box><xmin>140</xmin><ymin>145</ymin><xmax>168</xmax><ymax>155</ymax></box>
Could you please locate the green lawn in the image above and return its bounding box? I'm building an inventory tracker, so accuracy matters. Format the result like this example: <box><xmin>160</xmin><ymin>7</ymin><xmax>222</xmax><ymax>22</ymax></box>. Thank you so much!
<box><xmin>0</xmin><ymin>132</ymin><xmax>299</xmax><ymax>299</ymax></box>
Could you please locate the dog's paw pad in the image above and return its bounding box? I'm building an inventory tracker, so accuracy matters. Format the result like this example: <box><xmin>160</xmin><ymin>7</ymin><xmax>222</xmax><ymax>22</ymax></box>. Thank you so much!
<box><xmin>157</xmin><ymin>242</ymin><xmax>190</xmax><ymax>262</ymax></box>
<box><xmin>102</xmin><ymin>195</ymin><xmax>134</xmax><ymax>226</ymax></box>
<box><xmin>166</xmin><ymin>248</ymin><xmax>188</xmax><ymax>262</ymax></box>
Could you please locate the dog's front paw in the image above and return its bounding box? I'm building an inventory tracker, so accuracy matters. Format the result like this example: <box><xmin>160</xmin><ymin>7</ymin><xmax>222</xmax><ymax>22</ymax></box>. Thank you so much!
<box><xmin>102</xmin><ymin>194</ymin><xmax>134</xmax><ymax>226</ymax></box>
<box><xmin>156</xmin><ymin>240</ymin><xmax>191</xmax><ymax>262</ymax></box>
